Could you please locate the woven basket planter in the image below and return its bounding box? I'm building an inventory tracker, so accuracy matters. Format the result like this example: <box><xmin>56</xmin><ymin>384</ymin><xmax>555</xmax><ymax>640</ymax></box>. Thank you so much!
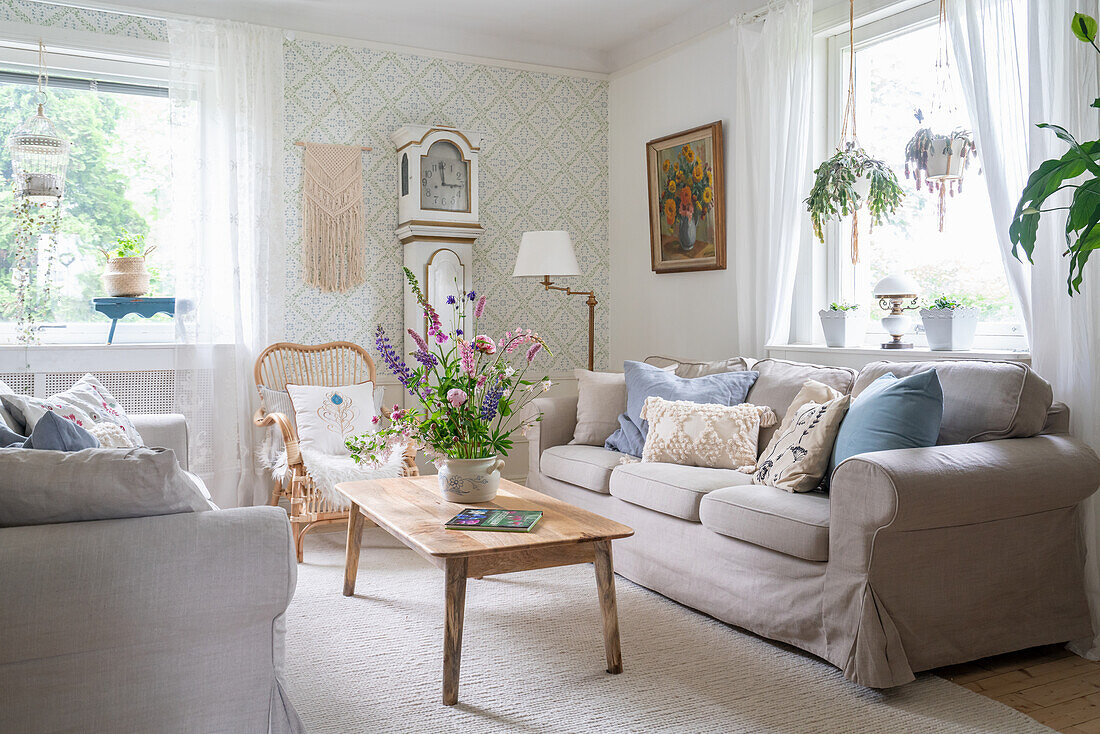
<box><xmin>102</xmin><ymin>256</ymin><xmax>150</xmax><ymax>297</ymax></box>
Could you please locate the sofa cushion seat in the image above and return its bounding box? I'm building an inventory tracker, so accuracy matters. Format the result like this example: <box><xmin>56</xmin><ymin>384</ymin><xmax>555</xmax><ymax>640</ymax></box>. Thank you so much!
<box><xmin>699</xmin><ymin>485</ymin><xmax>830</xmax><ymax>561</ymax></box>
<box><xmin>609</xmin><ymin>462</ymin><xmax>752</xmax><ymax>522</ymax></box>
<box><xmin>540</xmin><ymin>445</ymin><xmax>627</xmax><ymax>494</ymax></box>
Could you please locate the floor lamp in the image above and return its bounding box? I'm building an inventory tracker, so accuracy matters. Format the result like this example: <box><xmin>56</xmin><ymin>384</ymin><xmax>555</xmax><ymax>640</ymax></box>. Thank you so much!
<box><xmin>512</xmin><ymin>230</ymin><xmax>598</xmax><ymax>370</ymax></box>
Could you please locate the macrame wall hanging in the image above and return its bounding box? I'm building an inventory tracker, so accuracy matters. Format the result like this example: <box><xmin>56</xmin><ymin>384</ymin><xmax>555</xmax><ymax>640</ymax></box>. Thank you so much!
<box><xmin>300</xmin><ymin>141</ymin><xmax>370</xmax><ymax>293</ymax></box>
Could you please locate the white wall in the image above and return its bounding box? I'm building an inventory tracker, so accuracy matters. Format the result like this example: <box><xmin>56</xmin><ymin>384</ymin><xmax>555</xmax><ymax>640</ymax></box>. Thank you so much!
<box><xmin>608</xmin><ymin>26</ymin><xmax>743</xmax><ymax>367</ymax></box>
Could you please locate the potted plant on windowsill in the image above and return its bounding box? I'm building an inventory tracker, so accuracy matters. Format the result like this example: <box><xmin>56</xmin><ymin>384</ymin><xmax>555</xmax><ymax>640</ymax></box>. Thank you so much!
<box><xmin>345</xmin><ymin>268</ymin><xmax>551</xmax><ymax>503</ymax></box>
<box><xmin>920</xmin><ymin>295</ymin><xmax>979</xmax><ymax>351</ymax></box>
<box><xmin>99</xmin><ymin>230</ymin><xmax>155</xmax><ymax>298</ymax></box>
<box><xmin>818</xmin><ymin>302</ymin><xmax>866</xmax><ymax>348</ymax></box>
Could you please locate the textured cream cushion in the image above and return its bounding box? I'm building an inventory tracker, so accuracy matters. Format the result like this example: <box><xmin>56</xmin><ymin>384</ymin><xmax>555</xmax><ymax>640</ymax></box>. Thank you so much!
<box><xmin>750</xmin><ymin>394</ymin><xmax>851</xmax><ymax>492</ymax></box>
<box><xmin>286</xmin><ymin>382</ymin><xmax>380</xmax><ymax>456</ymax></box>
<box><xmin>639</xmin><ymin>396</ymin><xmax>776</xmax><ymax>470</ymax></box>
<box><xmin>571</xmin><ymin>370</ymin><xmax>628</xmax><ymax>446</ymax></box>
<box><xmin>757</xmin><ymin>379</ymin><xmax>843</xmax><ymax>462</ymax></box>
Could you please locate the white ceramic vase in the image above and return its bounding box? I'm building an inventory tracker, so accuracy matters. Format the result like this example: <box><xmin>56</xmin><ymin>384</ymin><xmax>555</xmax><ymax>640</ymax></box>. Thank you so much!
<box><xmin>819</xmin><ymin>309</ymin><xmax>867</xmax><ymax>348</ymax></box>
<box><xmin>920</xmin><ymin>306</ymin><xmax>979</xmax><ymax>351</ymax></box>
<box><xmin>436</xmin><ymin>455</ymin><xmax>506</xmax><ymax>503</ymax></box>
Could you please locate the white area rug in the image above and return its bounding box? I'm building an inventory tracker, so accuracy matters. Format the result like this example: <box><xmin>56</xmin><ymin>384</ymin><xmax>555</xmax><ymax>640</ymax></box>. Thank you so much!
<box><xmin>285</xmin><ymin>530</ymin><xmax>1051</xmax><ymax>733</ymax></box>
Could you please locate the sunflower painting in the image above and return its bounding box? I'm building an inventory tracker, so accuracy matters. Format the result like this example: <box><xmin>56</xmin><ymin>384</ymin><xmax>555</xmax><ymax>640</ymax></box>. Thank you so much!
<box><xmin>646</xmin><ymin>121</ymin><xmax>725</xmax><ymax>273</ymax></box>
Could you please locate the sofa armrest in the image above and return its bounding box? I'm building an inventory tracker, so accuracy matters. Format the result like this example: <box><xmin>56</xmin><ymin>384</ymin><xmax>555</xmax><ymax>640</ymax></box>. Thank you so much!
<box><xmin>521</xmin><ymin>395</ymin><xmax>578</xmax><ymax>475</ymax></box>
<box><xmin>831</xmin><ymin>434</ymin><xmax>1100</xmax><ymax>536</ymax></box>
<box><xmin>133</xmin><ymin>412</ymin><xmax>189</xmax><ymax>470</ymax></box>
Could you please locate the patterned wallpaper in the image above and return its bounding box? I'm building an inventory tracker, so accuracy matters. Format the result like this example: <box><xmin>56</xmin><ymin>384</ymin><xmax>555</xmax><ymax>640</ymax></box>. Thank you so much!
<box><xmin>1</xmin><ymin>0</ymin><xmax>610</xmax><ymax>373</ymax></box>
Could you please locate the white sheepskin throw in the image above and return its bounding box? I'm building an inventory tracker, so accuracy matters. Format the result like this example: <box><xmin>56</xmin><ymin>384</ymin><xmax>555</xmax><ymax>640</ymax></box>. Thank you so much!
<box><xmin>270</xmin><ymin>447</ymin><xmax>405</xmax><ymax>509</ymax></box>
<box><xmin>85</xmin><ymin>422</ymin><xmax>134</xmax><ymax>448</ymax></box>
<box><xmin>639</xmin><ymin>396</ymin><xmax>776</xmax><ymax>470</ymax></box>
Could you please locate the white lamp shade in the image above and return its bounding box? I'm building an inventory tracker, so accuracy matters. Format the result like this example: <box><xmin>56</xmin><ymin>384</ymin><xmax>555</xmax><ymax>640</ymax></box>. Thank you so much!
<box><xmin>873</xmin><ymin>273</ymin><xmax>919</xmax><ymax>297</ymax></box>
<box><xmin>512</xmin><ymin>230</ymin><xmax>581</xmax><ymax>278</ymax></box>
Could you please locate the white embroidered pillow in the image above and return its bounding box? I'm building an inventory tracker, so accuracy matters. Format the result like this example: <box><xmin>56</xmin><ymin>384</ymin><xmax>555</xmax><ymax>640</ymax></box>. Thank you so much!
<box><xmin>639</xmin><ymin>396</ymin><xmax>776</xmax><ymax>470</ymax></box>
<box><xmin>286</xmin><ymin>382</ymin><xmax>381</xmax><ymax>456</ymax></box>
<box><xmin>756</xmin><ymin>379</ymin><xmax>844</xmax><ymax>463</ymax></box>
<box><xmin>748</xmin><ymin>394</ymin><xmax>851</xmax><ymax>493</ymax></box>
<box><xmin>0</xmin><ymin>374</ymin><xmax>144</xmax><ymax>446</ymax></box>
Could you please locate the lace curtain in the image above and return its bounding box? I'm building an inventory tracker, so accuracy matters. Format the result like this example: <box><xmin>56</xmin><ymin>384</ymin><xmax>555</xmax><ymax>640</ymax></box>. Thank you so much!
<box><xmin>168</xmin><ymin>18</ymin><xmax>286</xmax><ymax>508</ymax></box>
<box><xmin>732</xmin><ymin>0</ymin><xmax>814</xmax><ymax>354</ymax></box>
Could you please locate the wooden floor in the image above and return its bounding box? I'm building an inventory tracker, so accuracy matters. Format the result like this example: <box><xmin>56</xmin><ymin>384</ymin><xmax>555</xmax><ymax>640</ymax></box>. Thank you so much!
<box><xmin>937</xmin><ymin>646</ymin><xmax>1100</xmax><ymax>732</ymax></box>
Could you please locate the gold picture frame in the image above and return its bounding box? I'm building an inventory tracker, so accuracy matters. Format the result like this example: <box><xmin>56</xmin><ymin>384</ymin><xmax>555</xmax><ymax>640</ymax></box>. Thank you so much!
<box><xmin>646</xmin><ymin>121</ymin><xmax>726</xmax><ymax>273</ymax></box>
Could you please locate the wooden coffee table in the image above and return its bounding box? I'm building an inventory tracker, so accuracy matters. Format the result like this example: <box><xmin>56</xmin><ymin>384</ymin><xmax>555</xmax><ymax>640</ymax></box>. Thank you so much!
<box><xmin>335</xmin><ymin>475</ymin><xmax>634</xmax><ymax>706</ymax></box>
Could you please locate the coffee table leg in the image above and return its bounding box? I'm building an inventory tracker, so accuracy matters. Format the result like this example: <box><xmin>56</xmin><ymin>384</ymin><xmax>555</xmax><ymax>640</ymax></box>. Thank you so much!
<box><xmin>593</xmin><ymin>540</ymin><xmax>622</xmax><ymax>674</ymax></box>
<box><xmin>343</xmin><ymin>504</ymin><xmax>365</xmax><ymax>597</ymax></box>
<box><xmin>443</xmin><ymin>557</ymin><xmax>468</xmax><ymax>706</ymax></box>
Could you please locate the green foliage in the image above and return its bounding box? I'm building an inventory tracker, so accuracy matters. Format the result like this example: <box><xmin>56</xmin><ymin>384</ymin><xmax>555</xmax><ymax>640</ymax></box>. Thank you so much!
<box><xmin>805</xmin><ymin>142</ymin><xmax>905</xmax><ymax>243</ymax></box>
<box><xmin>829</xmin><ymin>301</ymin><xmax>860</xmax><ymax>311</ymax></box>
<box><xmin>1011</xmin><ymin>12</ymin><xmax>1100</xmax><ymax>294</ymax></box>
<box><xmin>930</xmin><ymin>294</ymin><xmax>970</xmax><ymax>310</ymax></box>
<box><xmin>106</xmin><ymin>229</ymin><xmax>148</xmax><ymax>259</ymax></box>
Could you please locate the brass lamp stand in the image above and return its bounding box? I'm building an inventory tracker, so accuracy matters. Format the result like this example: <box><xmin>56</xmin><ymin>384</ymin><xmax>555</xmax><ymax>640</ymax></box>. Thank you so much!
<box><xmin>537</xmin><ymin>275</ymin><xmax>598</xmax><ymax>371</ymax></box>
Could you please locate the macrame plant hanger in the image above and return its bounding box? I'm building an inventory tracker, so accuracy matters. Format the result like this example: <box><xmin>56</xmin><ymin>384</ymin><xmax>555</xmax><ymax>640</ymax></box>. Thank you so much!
<box><xmin>838</xmin><ymin>0</ymin><xmax>862</xmax><ymax>264</ymax></box>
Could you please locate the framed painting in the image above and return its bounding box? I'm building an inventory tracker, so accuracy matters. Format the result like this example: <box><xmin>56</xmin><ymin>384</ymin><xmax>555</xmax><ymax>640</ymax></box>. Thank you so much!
<box><xmin>646</xmin><ymin>121</ymin><xmax>726</xmax><ymax>273</ymax></box>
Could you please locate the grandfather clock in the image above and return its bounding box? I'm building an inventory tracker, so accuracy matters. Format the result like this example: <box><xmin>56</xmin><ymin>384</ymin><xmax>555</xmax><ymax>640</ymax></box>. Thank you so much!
<box><xmin>391</xmin><ymin>125</ymin><xmax>483</xmax><ymax>356</ymax></box>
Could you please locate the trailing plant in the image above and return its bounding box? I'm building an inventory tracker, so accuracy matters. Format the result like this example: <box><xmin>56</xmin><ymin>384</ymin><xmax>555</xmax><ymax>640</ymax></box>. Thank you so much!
<box><xmin>1010</xmin><ymin>12</ymin><xmax>1100</xmax><ymax>294</ymax></box>
<box><xmin>903</xmin><ymin>123</ymin><xmax>977</xmax><ymax>192</ymax></box>
<box><xmin>828</xmin><ymin>301</ymin><xmax>860</xmax><ymax>311</ymax></box>
<box><xmin>10</xmin><ymin>192</ymin><xmax>60</xmax><ymax>344</ymax></box>
<box><xmin>805</xmin><ymin>142</ymin><xmax>905</xmax><ymax>244</ymax></box>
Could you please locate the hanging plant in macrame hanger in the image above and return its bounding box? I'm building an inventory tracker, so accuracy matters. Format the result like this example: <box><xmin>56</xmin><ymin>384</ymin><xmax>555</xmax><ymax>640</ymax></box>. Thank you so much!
<box><xmin>805</xmin><ymin>0</ymin><xmax>904</xmax><ymax>263</ymax></box>
<box><xmin>902</xmin><ymin>0</ymin><xmax>977</xmax><ymax>231</ymax></box>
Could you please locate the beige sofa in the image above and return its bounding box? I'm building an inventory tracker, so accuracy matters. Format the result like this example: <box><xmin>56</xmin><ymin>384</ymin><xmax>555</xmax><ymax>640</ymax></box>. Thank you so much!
<box><xmin>524</xmin><ymin>358</ymin><xmax>1100</xmax><ymax>688</ymax></box>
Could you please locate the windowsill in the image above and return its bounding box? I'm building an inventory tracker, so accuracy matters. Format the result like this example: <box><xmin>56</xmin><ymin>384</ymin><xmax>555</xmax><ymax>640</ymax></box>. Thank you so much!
<box><xmin>766</xmin><ymin>343</ymin><xmax>1031</xmax><ymax>366</ymax></box>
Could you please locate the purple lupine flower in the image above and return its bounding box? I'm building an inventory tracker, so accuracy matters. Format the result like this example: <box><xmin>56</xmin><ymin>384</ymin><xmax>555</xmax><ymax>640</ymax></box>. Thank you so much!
<box><xmin>413</xmin><ymin>349</ymin><xmax>438</xmax><ymax>369</ymax></box>
<box><xmin>473</xmin><ymin>295</ymin><xmax>487</xmax><ymax>319</ymax></box>
<box><xmin>480</xmin><ymin>379</ymin><xmax>506</xmax><ymax>421</ymax></box>
<box><xmin>375</xmin><ymin>325</ymin><xmax>416</xmax><ymax>394</ymax></box>
<box><xmin>525</xmin><ymin>342</ymin><xmax>543</xmax><ymax>363</ymax></box>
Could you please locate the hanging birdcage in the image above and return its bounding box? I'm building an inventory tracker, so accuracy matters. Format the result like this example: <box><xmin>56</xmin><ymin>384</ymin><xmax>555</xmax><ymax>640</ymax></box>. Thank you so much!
<box><xmin>6</xmin><ymin>42</ymin><xmax>70</xmax><ymax>206</ymax></box>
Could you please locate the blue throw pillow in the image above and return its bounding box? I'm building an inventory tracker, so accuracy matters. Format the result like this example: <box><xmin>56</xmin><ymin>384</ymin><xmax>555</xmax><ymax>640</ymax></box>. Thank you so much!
<box><xmin>605</xmin><ymin>360</ymin><xmax>759</xmax><ymax>457</ymax></box>
<box><xmin>7</xmin><ymin>411</ymin><xmax>100</xmax><ymax>451</ymax></box>
<box><xmin>829</xmin><ymin>369</ymin><xmax>944</xmax><ymax>474</ymax></box>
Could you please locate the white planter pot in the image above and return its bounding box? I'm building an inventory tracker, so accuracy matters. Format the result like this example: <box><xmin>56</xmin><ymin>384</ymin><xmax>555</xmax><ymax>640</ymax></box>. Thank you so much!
<box><xmin>925</xmin><ymin>136</ymin><xmax>967</xmax><ymax>180</ymax></box>
<box><xmin>920</xmin><ymin>307</ymin><xmax>979</xmax><ymax>351</ymax></box>
<box><xmin>436</xmin><ymin>455</ymin><xmax>506</xmax><ymax>503</ymax></box>
<box><xmin>853</xmin><ymin>172</ymin><xmax>872</xmax><ymax>201</ymax></box>
<box><xmin>818</xmin><ymin>309</ymin><xmax>867</xmax><ymax>348</ymax></box>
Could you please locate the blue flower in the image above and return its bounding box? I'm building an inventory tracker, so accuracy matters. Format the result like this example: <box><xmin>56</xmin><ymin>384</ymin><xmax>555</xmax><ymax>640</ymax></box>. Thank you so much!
<box><xmin>455</xmin><ymin>329</ymin><xmax>463</xmax><ymax>336</ymax></box>
<box><xmin>480</xmin><ymin>379</ymin><xmax>506</xmax><ymax>421</ymax></box>
<box><xmin>467</xmin><ymin>291</ymin><xmax>477</xmax><ymax>301</ymax></box>
<box><xmin>445</xmin><ymin>295</ymin><xmax>457</xmax><ymax>305</ymax></box>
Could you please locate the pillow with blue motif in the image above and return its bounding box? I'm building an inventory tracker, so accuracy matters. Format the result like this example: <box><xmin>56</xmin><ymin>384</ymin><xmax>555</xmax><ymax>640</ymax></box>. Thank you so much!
<box><xmin>286</xmin><ymin>382</ymin><xmax>382</xmax><ymax>456</ymax></box>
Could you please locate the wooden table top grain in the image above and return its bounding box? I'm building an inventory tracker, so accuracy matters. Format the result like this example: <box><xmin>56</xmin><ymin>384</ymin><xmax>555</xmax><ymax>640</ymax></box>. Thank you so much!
<box><xmin>335</xmin><ymin>475</ymin><xmax>634</xmax><ymax>559</ymax></box>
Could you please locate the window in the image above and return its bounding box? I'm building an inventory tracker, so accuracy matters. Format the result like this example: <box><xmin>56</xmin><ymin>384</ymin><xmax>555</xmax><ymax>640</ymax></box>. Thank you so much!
<box><xmin>824</xmin><ymin>4</ymin><xmax>1025</xmax><ymax>348</ymax></box>
<box><xmin>0</xmin><ymin>69</ymin><xmax>171</xmax><ymax>344</ymax></box>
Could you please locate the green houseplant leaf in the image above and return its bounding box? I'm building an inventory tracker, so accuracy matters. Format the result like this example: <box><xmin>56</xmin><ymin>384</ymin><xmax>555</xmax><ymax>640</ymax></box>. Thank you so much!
<box><xmin>1072</xmin><ymin>12</ymin><xmax>1098</xmax><ymax>43</ymax></box>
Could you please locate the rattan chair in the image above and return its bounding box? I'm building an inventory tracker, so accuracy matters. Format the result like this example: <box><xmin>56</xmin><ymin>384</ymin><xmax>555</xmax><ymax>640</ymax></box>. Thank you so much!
<box><xmin>253</xmin><ymin>341</ymin><xmax>418</xmax><ymax>561</ymax></box>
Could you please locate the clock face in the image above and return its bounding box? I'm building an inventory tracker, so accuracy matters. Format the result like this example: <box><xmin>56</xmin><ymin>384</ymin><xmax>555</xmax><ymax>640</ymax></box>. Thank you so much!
<box><xmin>421</xmin><ymin>156</ymin><xmax>469</xmax><ymax>212</ymax></box>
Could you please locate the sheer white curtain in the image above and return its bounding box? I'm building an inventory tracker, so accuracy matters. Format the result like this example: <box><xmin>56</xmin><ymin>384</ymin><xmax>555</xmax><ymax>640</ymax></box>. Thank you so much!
<box><xmin>168</xmin><ymin>19</ymin><xmax>286</xmax><ymax>508</ymax></box>
<box><xmin>1028</xmin><ymin>0</ymin><xmax>1100</xmax><ymax>659</ymax></box>
<box><xmin>947</xmin><ymin>0</ymin><xmax>1032</xmax><ymax>340</ymax></box>
<box><xmin>733</xmin><ymin>0</ymin><xmax>813</xmax><ymax>355</ymax></box>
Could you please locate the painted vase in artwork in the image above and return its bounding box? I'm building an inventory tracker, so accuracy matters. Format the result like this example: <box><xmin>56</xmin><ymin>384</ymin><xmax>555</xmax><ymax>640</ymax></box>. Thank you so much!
<box><xmin>678</xmin><ymin>215</ymin><xmax>697</xmax><ymax>251</ymax></box>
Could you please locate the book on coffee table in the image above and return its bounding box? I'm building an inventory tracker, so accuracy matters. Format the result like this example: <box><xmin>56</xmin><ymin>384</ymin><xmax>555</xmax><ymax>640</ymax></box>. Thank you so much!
<box><xmin>444</xmin><ymin>508</ymin><xmax>543</xmax><ymax>532</ymax></box>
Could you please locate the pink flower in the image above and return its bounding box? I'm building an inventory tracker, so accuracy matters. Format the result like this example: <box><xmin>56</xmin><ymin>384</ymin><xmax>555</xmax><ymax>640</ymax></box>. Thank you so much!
<box><xmin>371</xmin><ymin>415</ymin><xmax>380</xmax><ymax>425</ymax></box>
<box><xmin>472</xmin><ymin>334</ymin><xmax>496</xmax><ymax>354</ymax></box>
<box><xmin>474</xmin><ymin>295</ymin><xmax>487</xmax><ymax>319</ymax></box>
<box><xmin>446</xmin><ymin>388</ymin><xmax>468</xmax><ymax>408</ymax></box>
<box><xmin>526</xmin><ymin>342</ymin><xmax>543</xmax><ymax>363</ymax></box>
<box><xmin>390</xmin><ymin>405</ymin><xmax>407</xmax><ymax>421</ymax></box>
<box><xmin>407</xmin><ymin>328</ymin><xmax>430</xmax><ymax>354</ymax></box>
<box><xmin>476</xmin><ymin>374</ymin><xmax>488</xmax><ymax>387</ymax></box>
<box><xmin>459</xmin><ymin>339</ymin><xmax>477</xmax><ymax>377</ymax></box>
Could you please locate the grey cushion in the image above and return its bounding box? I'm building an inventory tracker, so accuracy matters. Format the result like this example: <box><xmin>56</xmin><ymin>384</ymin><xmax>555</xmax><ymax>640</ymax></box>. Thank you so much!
<box><xmin>540</xmin><ymin>444</ymin><xmax>626</xmax><ymax>494</ymax></box>
<box><xmin>5</xmin><ymin>411</ymin><xmax>100</xmax><ymax>451</ymax></box>
<box><xmin>609</xmin><ymin>462</ymin><xmax>752</xmax><ymax>522</ymax></box>
<box><xmin>0</xmin><ymin>447</ymin><xmax>211</xmax><ymax>527</ymax></box>
<box><xmin>853</xmin><ymin>360</ymin><xmax>1053</xmax><ymax>445</ymax></box>
<box><xmin>644</xmin><ymin>355</ymin><xmax>750</xmax><ymax>377</ymax></box>
<box><xmin>571</xmin><ymin>370</ymin><xmax>628</xmax><ymax>446</ymax></box>
<box><xmin>700</xmin><ymin>484</ymin><xmax>831</xmax><ymax>561</ymax></box>
<box><xmin>745</xmin><ymin>359</ymin><xmax>857</xmax><ymax>450</ymax></box>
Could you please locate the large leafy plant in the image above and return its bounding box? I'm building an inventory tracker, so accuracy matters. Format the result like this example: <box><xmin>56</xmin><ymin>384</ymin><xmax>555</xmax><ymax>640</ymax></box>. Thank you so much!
<box><xmin>1010</xmin><ymin>12</ymin><xmax>1100</xmax><ymax>294</ymax></box>
<box><xmin>805</xmin><ymin>142</ymin><xmax>905</xmax><ymax>243</ymax></box>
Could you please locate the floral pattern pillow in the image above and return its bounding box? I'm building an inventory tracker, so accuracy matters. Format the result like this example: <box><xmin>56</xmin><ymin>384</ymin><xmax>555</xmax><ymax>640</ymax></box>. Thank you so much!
<box><xmin>0</xmin><ymin>374</ymin><xmax>144</xmax><ymax>447</ymax></box>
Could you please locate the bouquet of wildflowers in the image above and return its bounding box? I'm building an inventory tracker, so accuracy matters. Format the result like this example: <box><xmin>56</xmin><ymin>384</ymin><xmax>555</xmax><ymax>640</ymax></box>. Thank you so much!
<box><xmin>346</xmin><ymin>268</ymin><xmax>552</xmax><ymax>465</ymax></box>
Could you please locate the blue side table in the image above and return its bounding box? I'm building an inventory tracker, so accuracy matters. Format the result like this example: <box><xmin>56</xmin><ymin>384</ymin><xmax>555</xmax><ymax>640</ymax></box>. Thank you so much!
<box><xmin>92</xmin><ymin>297</ymin><xmax>176</xmax><ymax>344</ymax></box>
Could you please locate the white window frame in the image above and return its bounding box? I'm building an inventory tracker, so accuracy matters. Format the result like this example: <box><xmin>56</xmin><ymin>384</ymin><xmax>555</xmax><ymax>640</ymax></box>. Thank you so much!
<box><xmin>0</xmin><ymin>27</ymin><xmax>172</xmax><ymax>347</ymax></box>
<box><xmin>810</xmin><ymin>0</ymin><xmax>1028</xmax><ymax>353</ymax></box>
